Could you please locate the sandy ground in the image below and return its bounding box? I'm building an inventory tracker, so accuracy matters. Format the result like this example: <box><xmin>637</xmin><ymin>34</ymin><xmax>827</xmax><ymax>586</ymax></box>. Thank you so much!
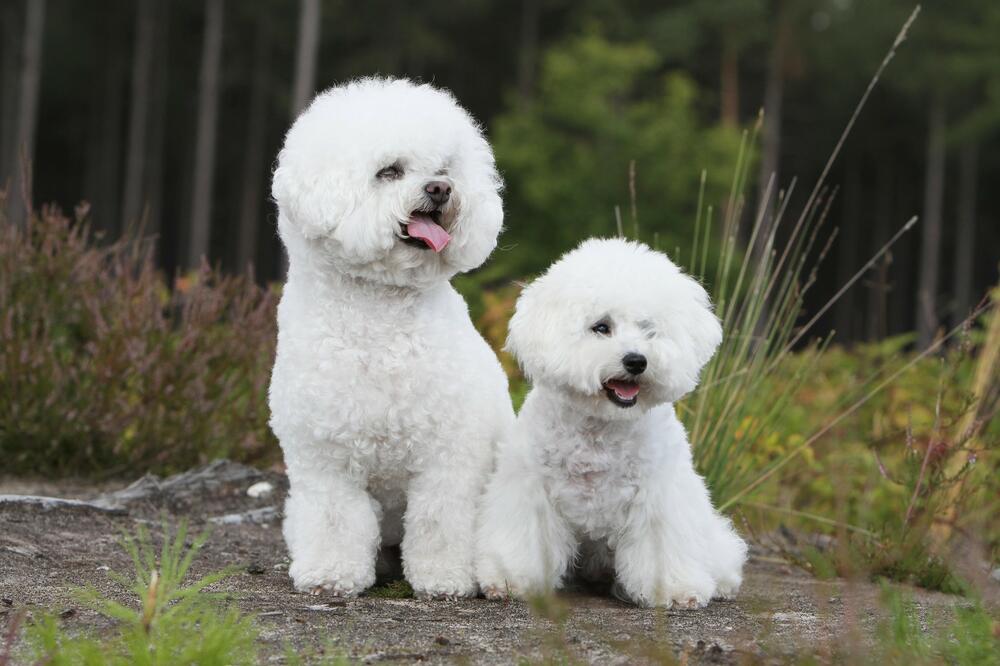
<box><xmin>0</xmin><ymin>461</ymin><xmax>969</xmax><ymax>664</ymax></box>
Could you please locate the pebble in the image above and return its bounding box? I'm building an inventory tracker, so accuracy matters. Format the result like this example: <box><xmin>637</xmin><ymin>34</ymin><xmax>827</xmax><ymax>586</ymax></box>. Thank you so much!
<box><xmin>247</xmin><ymin>481</ymin><xmax>275</xmax><ymax>499</ymax></box>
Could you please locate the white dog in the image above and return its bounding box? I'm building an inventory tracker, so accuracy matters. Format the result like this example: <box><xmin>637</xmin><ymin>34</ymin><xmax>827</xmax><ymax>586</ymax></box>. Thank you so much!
<box><xmin>269</xmin><ymin>78</ymin><xmax>513</xmax><ymax>599</ymax></box>
<box><xmin>476</xmin><ymin>238</ymin><xmax>746</xmax><ymax>607</ymax></box>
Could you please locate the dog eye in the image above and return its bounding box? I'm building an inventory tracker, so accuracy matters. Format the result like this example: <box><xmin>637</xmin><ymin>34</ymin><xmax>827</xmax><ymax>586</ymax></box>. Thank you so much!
<box><xmin>376</xmin><ymin>164</ymin><xmax>403</xmax><ymax>181</ymax></box>
<box><xmin>591</xmin><ymin>322</ymin><xmax>611</xmax><ymax>336</ymax></box>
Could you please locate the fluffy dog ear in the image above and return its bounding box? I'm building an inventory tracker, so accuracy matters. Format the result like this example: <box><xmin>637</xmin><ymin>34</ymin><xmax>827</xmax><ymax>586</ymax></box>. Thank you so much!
<box><xmin>677</xmin><ymin>275</ymin><xmax>723</xmax><ymax>372</ymax></box>
<box><xmin>271</xmin><ymin>151</ymin><xmax>352</xmax><ymax>241</ymax></box>
<box><xmin>504</xmin><ymin>280</ymin><xmax>553</xmax><ymax>381</ymax></box>
<box><xmin>448</xmin><ymin>188</ymin><xmax>504</xmax><ymax>273</ymax></box>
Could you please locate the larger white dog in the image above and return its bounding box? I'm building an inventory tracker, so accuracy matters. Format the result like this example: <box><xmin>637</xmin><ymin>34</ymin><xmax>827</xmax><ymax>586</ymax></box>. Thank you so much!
<box><xmin>476</xmin><ymin>238</ymin><xmax>746</xmax><ymax>607</ymax></box>
<box><xmin>269</xmin><ymin>78</ymin><xmax>513</xmax><ymax>599</ymax></box>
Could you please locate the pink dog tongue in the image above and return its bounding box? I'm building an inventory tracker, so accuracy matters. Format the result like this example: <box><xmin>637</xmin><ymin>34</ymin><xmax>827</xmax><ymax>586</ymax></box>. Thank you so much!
<box><xmin>406</xmin><ymin>213</ymin><xmax>451</xmax><ymax>252</ymax></box>
<box><xmin>605</xmin><ymin>380</ymin><xmax>640</xmax><ymax>399</ymax></box>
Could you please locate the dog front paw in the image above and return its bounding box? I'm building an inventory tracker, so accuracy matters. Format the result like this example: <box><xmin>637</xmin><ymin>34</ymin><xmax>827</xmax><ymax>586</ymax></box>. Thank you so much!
<box><xmin>613</xmin><ymin>573</ymin><xmax>714</xmax><ymax>609</ymax></box>
<box><xmin>712</xmin><ymin>574</ymin><xmax>742</xmax><ymax>600</ymax></box>
<box><xmin>290</xmin><ymin>559</ymin><xmax>375</xmax><ymax>597</ymax></box>
<box><xmin>406</xmin><ymin>562</ymin><xmax>477</xmax><ymax>600</ymax></box>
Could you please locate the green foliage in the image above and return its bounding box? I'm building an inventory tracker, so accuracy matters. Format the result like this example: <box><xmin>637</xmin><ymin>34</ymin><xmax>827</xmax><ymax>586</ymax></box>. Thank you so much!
<box><xmin>21</xmin><ymin>522</ymin><xmax>258</xmax><ymax>665</ymax></box>
<box><xmin>490</xmin><ymin>30</ymin><xmax>742</xmax><ymax>278</ymax></box>
<box><xmin>366</xmin><ymin>579</ymin><xmax>414</xmax><ymax>599</ymax></box>
<box><xmin>0</xmin><ymin>202</ymin><xmax>280</xmax><ymax>476</ymax></box>
<box><xmin>870</xmin><ymin>584</ymin><xmax>1000</xmax><ymax>665</ymax></box>
<box><xmin>744</xmin><ymin>321</ymin><xmax>999</xmax><ymax>592</ymax></box>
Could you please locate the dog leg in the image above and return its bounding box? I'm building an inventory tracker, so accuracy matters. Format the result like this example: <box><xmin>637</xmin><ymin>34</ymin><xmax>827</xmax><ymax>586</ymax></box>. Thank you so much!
<box><xmin>402</xmin><ymin>464</ymin><xmax>482</xmax><ymax>599</ymax></box>
<box><xmin>283</xmin><ymin>464</ymin><xmax>379</xmax><ymax>597</ymax></box>
<box><xmin>614</xmin><ymin>458</ymin><xmax>742</xmax><ymax>608</ymax></box>
<box><xmin>475</xmin><ymin>455</ymin><xmax>575</xmax><ymax>599</ymax></box>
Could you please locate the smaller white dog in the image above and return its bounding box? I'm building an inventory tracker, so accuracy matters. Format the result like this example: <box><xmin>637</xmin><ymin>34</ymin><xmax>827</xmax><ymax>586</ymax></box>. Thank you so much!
<box><xmin>476</xmin><ymin>238</ymin><xmax>746</xmax><ymax>608</ymax></box>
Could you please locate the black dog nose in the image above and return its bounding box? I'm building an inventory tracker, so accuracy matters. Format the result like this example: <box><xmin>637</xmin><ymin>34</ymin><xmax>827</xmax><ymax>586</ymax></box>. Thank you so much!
<box><xmin>622</xmin><ymin>352</ymin><xmax>647</xmax><ymax>375</ymax></box>
<box><xmin>424</xmin><ymin>180</ymin><xmax>452</xmax><ymax>206</ymax></box>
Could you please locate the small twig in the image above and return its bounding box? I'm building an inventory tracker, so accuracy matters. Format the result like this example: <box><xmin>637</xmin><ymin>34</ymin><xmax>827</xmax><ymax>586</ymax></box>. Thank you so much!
<box><xmin>0</xmin><ymin>609</ymin><xmax>27</xmax><ymax>666</ymax></box>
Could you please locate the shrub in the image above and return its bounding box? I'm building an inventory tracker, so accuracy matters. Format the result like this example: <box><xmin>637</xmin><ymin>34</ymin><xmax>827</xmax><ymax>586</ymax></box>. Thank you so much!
<box><xmin>0</xmin><ymin>198</ymin><xmax>280</xmax><ymax>476</ymax></box>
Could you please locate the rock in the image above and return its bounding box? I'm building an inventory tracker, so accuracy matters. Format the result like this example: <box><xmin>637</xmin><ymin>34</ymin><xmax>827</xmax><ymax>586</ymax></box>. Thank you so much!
<box><xmin>0</xmin><ymin>495</ymin><xmax>126</xmax><ymax>515</ymax></box>
<box><xmin>209</xmin><ymin>506</ymin><xmax>280</xmax><ymax>525</ymax></box>
<box><xmin>247</xmin><ymin>481</ymin><xmax>274</xmax><ymax>499</ymax></box>
<box><xmin>92</xmin><ymin>460</ymin><xmax>287</xmax><ymax>516</ymax></box>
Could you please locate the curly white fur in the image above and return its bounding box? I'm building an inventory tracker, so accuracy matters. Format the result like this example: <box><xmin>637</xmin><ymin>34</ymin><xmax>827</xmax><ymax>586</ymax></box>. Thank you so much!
<box><xmin>476</xmin><ymin>238</ymin><xmax>747</xmax><ymax>608</ymax></box>
<box><xmin>269</xmin><ymin>78</ymin><xmax>513</xmax><ymax>599</ymax></box>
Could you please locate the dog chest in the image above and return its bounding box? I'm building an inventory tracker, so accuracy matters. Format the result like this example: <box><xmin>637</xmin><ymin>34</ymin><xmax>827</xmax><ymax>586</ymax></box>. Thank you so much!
<box><xmin>540</xmin><ymin>433</ymin><xmax>642</xmax><ymax>541</ymax></box>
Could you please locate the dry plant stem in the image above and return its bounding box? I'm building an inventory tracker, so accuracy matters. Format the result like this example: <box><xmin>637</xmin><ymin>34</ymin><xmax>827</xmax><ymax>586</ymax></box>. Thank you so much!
<box><xmin>933</xmin><ymin>289</ymin><xmax>1000</xmax><ymax>542</ymax></box>
<box><xmin>743</xmin><ymin>500</ymin><xmax>878</xmax><ymax>538</ymax></box>
<box><xmin>691</xmin><ymin>170</ymin><xmax>707</xmax><ymax>274</ymax></box>
<box><xmin>904</xmin><ymin>377</ymin><xmax>943</xmax><ymax>526</ymax></box>
<box><xmin>0</xmin><ymin>610</ymin><xmax>26</xmax><ymax>666</ymax></box>
<box><xmin>719</xmin><ymin>301</ymin><xmax>995</xmax><ymax>512</ymax></box>
<box><xmin>781</xmin><ymin>216</ymin><xmax>919</xmax><ymax>356</ymax></box>
<box><xmin>628</xmin><ymin>158</ymin><xmax>638</xmax><ymax>238</ymax></box>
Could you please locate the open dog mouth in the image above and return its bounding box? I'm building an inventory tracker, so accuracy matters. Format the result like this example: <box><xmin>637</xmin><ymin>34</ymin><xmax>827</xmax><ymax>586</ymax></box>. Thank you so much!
<box><xmin>602</xmin><ymin>379</ymin><xmax>640</xmax><ymax>408</ymax></box>
<box><xmin>399</xmin><ymin>210</ymin><xmax>451</xmax><ymax>252</ymax></box>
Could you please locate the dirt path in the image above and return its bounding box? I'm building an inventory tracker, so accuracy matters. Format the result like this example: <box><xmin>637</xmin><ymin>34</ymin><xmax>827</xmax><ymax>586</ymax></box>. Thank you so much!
<box><xmin>0</xmin><ymin>462</ymin><xmax>966</xmax><ymax>664</ymax></box>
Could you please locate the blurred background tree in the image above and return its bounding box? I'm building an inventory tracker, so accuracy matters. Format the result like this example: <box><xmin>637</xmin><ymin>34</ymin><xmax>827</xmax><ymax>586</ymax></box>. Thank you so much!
<box><xmin>1</xmin><ymin>0</ymin><xmax>998</xmax><ymax>344</ymax></box>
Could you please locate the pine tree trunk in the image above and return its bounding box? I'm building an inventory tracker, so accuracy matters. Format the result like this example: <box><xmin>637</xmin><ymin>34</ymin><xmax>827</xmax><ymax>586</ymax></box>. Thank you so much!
<box><xmin>0</xmin><ymin>1</ymin><xmax>23</xmax><ymax>188</ymax></box>
<box><xmin>517</xmin><ymin>0</ymin><xmax>540</xmax><ymax>106</ymax></box>
<box><xmin>146</xmin><ymin>0</ymin><xmax>170</xmax><ymax>255</ymax></box>
<box><xmin>952</xmin><ymin>141</ymin><xmax>978</xmax><ymax>323</ymax></box>
<box><xmin>120</xmin><ymin>0</ymin><xmax>157</xmax><ymax>231</ymax></box>
<box><xmin>834</xmin><ymin>163</ymin><xmax>861</xmax><ymax>341</ymax></box>
<box><xmin>236</xmin><ymin>16</ymin><xmax>271</xmax><ymax>273</ymax></box>
<box><xmin>187</xmin><ymin>0</ymin><xmax>225</xmax><ymax>268</ymax></box>
<box><xmin>755</xmin><ymin>9</ymin><xmax>788</xmax><ymax>243</ymax></box>
<box><xmin>6</xmin><ymin>0</ymin><xmax>45</xmax><ymax>228</ymax></box>
<box><xmin>867</xmin><ymin>163</ymin><xmax>893</xmax><ymax>341</ymax></box>
<box><xmin>916</xmin><ymin>95</ymin><xmax>946</xmax><ymax>349</ymax></box>
<box><xmin>83</xmin><ymin>30</ymin><xmax>125</xmax><ymax>238</ymax></box>
<box><xmin>290</xmin><ymin>0</ymin><xmax>321</xmax><ymax>118</ymax></box>
<box><xmin>281</xmin><ymin>0</ymin><xmax>321</xmax><ymax>276</ymax></box>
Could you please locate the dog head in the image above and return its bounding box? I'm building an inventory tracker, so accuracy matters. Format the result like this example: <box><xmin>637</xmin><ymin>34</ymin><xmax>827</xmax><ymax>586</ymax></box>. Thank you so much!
<box><xmin>272</xmin><ymin>77</ymin><xmax>503</xmax><ymax>288</ymax></box>
<box><xmin>507</xmin><ymin>238</ymin><xmax>722</xmax><ymax>419</ymax></box>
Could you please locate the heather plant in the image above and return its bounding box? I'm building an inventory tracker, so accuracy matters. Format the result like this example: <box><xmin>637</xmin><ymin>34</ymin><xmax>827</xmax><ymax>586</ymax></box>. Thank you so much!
<box><xmin>0</xmin><ymin>196</ymin><xmax>279</xmax><ymax>476</ymax></box>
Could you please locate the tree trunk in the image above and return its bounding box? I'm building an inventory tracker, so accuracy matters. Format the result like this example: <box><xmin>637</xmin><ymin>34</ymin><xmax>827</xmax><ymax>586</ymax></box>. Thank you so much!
<box><xmin>517</xmin><ymin>0</ymin><xmax>540</xmax><ymax>106</ymax></box>
<box><xmin>187</xmin><ymin>0</ymin><xmax>224</xmax><ymax>268</ymax></box>
<box><xmin>146</xmin><ymin>0</ymin><xmax>170</xmax><ymax>254</ymax></box>
<box><xmin>236</xmin><ymin>15</ymin><xmax>271</xmax><ymax>273</ymax></box>
<box><xmin>952</xmin><ymin>141</ymin><xmax>978</xmax><ymax>323</ymax></box>
<box><xmin>83</xmin><ymin>31</ymin><xmax>125</xmax><ymax>238</ymax></box>
<box><xmin>755</xmin><ymin>8</ymin><xmax>789</xmax><ymax>243</ymax></box>
<box><xmin>281</xmin><ymin>0</ymin><xmax>321</xmax><ymax>276</ymax></box>
<box><xmin>834</xmin><ymin>163</ymin><xmax>861</xmax><ymax>342</ymax></box>
<box><xmin>120</xmin><ymin>0</ymin><xmax>157</xmax><ymax>232</ymax></box>
<box><xmin>867</xmin><ymin>162</ymin><xmax>893</xmax><ymax>341</ymax></box>
<box><xmin>0</xmin><ymin>1</ymin><xmax>23</xmax><ymax>189</ymax></box>
<box><xmin>719</xmin><ymin>31</ymin><xmax>739</xmax><ymax>127</ymax></box>
<box><xmin>290</xmin><ymin>0</ymin><xmax>321</xmax><ymax>118</ymax></box>
<box><xmin>916</xmin><ymin>95</ymin><xmax>946</xmax><ymax>349</ymax></box>
<box><xmin>6</xmin><ymin>0</ymin><xmax>45</xmax><ymax>228</ymax></box>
